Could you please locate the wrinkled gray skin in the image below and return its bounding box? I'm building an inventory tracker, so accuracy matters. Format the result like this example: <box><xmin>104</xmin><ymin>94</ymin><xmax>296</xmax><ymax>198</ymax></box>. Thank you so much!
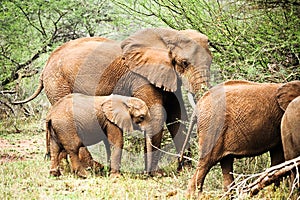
<box><xmin>277</xmin><ymin>81</ymin><xmax>300</xmax><ymax>191</ymax></box>
<box><xmin>14</xmin><ymin>28</ymin><xmax>212</xmax><ymax>174</ymax></box>
<box><xmin>185</xmin><ymin>80</ymin><xmax>300</xmax><ymax>197</ymax></box>
<box><xmin>47</xmin><ymin>93</ymin><xmax>150</xmax><ymax>178</ymax></box>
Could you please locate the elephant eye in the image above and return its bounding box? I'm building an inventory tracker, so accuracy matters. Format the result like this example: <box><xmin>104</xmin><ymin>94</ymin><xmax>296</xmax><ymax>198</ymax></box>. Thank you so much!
<box><xmin>136</xmin><ymin>115</ymin><xmax>145</xmax><ymax>124</ymax></box>
<box><xmin>139</xmin><ymin>115</ymin><xmax>145</xmax><ymax>122</ymax></box>
<box><xmin>181</xmin><ymin>59</ymin><xmax>189</xmax><ymax>68</ymax></box>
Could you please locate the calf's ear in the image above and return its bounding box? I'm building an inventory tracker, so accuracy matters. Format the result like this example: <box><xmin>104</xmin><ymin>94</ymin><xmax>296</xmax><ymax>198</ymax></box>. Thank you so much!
<box><xmin>102</xmin><ymin>99</ymin><xmax>134</xmax><ymax>132</ymax></box>
<box><xmin>277</xmin><ymin>80</ymin><xmax>300</xmax><ymax>111</ymax></box>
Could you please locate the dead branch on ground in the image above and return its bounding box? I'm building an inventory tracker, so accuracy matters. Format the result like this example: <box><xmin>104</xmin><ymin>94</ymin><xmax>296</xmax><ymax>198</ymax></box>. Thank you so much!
<box><xmin>222</xmin><ymin>156</ymin><xmax>300</xmax><ymax>199</ymax></box>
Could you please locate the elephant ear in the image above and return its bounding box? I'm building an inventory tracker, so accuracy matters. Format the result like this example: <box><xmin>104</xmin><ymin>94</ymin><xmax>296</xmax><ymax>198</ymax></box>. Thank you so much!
<box><xmin>102</xmin><ymin>95</ymin><xmax>134</xmax><ymax>132</ymax></box>
<box><xmin>277</xmin><ymin>80</ymin><xmax>300</xmax><ymax>111</ymax></box>
<box><xmin>121</xmin><ymin>28</ymin><xmax>180</xmax><ymax>92</ymax></box>
<box><xmin>179</xmin><ymin>29</ymin><xmax>211</xmax><ymax>57</ymax></box>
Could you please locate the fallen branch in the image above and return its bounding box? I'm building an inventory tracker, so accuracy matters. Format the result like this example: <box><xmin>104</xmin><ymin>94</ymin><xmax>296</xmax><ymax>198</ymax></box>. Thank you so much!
<box><xmin>246</xmin><ymin>156</ymin><xmax>300</xmax><ymax>196</ymax></box>
<box><xmin>226</xmin><ymin>156</ymin><xmax>300</xmax><ymax>198</ymax></box>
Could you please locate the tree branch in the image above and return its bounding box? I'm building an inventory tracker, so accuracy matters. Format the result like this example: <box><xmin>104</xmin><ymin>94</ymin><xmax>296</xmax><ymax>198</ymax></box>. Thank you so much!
<box><xmin>225</xmin><ymin>156</ymin><xmax>300</xmax><ymax>198</ymax></box>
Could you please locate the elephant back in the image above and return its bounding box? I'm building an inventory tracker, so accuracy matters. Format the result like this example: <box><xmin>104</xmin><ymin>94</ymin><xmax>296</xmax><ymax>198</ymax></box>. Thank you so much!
<box><xmin>42</xmin><ymin>38</ymin><xmax>122</xmax><ymax>104</ymax></box>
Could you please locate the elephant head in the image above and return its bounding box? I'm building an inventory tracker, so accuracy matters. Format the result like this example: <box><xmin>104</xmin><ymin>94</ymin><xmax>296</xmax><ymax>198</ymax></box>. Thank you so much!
<box><xmin>121</xmin><ymin>28</ymin><xmax>212</xmax><ymax>96</ymax></box>
<box><xmin>101</xmin><ymin>94</ymin><xmax>150</xmax><ymax>133</ymax></box>
<box><xmin>276</xmin><ymin>80</ymin><xmax>300</xmax><ymax>111</ymax></box>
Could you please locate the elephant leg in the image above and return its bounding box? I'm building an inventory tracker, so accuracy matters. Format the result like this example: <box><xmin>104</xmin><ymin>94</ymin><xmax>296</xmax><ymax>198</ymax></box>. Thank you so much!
<box><xmin>49</xmin><ymin>137</ymin><xmax>62</xmax><ymax>177</ymax></box>
<box><xmin>220</xmin><ymin>156</ymin><xmax>234</xmax><ymax>191</ymax></box>
<box><xmin>186</xmin><ymin>156</ymin><xmax>215</xmax><ymax>198</ymax></box>
<box><xmin>78</xmin><ymin>147</ymin><xmax>104</xmax><ymax>172</ymax></box>
<box><xmin>68</xmin><ymin>150</ymin><xmax>88</xmax><ymax>178</ymax></box>
<box><xmin>164</xmin><ymin>92</ymin><xmax>190</xmax><ymax>170</ymax></box>
<box><xmin>270</xmin><ymin>144</ymin><xmax>285</xmax><ymax>187</ymax></box>
<box><xmin>106</xmin><ymin>124</ymin><xmax>123</xmax><ymax>177</ymax></box>
<box><xmin>103</xmin><ymin>138</ymin><xmax>111</xmax><ymax>165</ymax></box>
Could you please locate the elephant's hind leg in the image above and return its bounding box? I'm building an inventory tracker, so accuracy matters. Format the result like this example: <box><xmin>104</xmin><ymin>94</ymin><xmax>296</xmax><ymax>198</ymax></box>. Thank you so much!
<box><xmin>220</xmin><ymin>156</ymin><xmax>234</xmax><ymax>191</ymax></box>
<box><xmin>270</xmin><ymin>144</ymin><xmax>285</xmax><ymax>187</ymax></box>
<box><xmin>79</xmin><ymin>147</ymin><xmax>104</xmax><ymax>173</ymax></box>
<box><xmin>49</xmin><ymin>137</ymin><xmax>62</xmax><ymax>177</ymax></box>
<box><xmin>186</xmin><ymin>156</ymin><xmax>216</xmax><ymax>198</ymax></box>
<box><xmin>68</xmin><ymin>150</ymin><xmax>88</xmax><ymax>178</ymax></box>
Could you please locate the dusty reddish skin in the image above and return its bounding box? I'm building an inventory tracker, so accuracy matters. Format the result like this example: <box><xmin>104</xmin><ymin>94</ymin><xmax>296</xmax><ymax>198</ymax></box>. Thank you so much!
<box><xmin>186</xmin><ymin>80</ymin><xmax>300</xmax><ymax>197</ymax></box>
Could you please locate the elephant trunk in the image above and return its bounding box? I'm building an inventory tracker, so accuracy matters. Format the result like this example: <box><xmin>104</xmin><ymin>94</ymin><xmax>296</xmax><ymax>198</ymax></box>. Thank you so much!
<box><xmin>182</xmin><ymin>67</ymin><xmax>210</xmax><ymax>100</ymax></box>
<box><xmin>145</xmin><ymin>134</ymin><xmax>153</xmax><ymax>174</ymax></box>
<box><xmin>142</xmin><ymin>103</ymin><xmax>165</xmax><ymax>175</ymax></box>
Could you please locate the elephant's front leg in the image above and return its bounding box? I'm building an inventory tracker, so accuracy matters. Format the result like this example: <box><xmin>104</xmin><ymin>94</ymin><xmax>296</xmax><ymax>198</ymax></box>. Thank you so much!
<box><xmin>106</xmin><ymin>123</ymin><xmax>123</xmax><ymax>177</ymax></box>
<box><xmin>144</xmin><ymin>104</ymin><xmax>165</xmax><ymax>175</ymax></box>
<box><xmin>164</xmin><ymin>91</ymin><xmax>190</xmax><ymax>171</ymax></box>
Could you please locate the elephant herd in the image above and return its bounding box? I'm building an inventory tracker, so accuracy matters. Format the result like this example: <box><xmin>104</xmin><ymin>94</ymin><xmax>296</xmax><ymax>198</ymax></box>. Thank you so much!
<box><xmin>14</xmin><ymin>27</ymin><xmax>300</xmax><ymax>197</ymax></box>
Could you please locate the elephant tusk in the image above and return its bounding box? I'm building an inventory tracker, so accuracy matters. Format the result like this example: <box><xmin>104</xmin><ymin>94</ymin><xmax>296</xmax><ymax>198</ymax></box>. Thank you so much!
<box><xmin>187</xmin><ymin>92</ymin><xmax>196</xmax><ymax>109</ymax></box>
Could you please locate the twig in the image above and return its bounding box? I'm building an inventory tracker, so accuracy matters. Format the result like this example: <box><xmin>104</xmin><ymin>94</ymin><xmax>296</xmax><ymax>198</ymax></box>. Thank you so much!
<box><xmin>149</xmin><ymin>141</ymin><xmax>198</xmax><ymax>163</ymax></box>
<box><xmin>0</xmin><ymin>90</ymin><xmax>16</xmax><ymax>94</ymax></box>
<box><xmin>0</xmin><ymin>99</ymin><xmax>15</xmax><ymax>115</ymax></box>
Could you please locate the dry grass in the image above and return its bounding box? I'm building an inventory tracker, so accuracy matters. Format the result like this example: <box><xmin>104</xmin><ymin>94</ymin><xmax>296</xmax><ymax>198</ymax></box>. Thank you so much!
<box><xmin>0</xmin><ymin>115</ymin><xmax>294</xmax><ymax>199</ymax></box>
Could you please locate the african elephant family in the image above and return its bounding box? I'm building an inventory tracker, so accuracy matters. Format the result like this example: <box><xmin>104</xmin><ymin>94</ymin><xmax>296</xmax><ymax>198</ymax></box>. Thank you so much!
<box><xmin>14</xmin><ymin>28</ymin><xmax>212</xmax><ymax>175</ymax></box>
<box><xmin>46</xmin><ymin>94</ymin><xmax>150</xmax><ymax>178</ymax></box>
<box><xmin>185</xmin><ymin>80</ymin><xmax>300</xmax><ymax>197</ymax></box>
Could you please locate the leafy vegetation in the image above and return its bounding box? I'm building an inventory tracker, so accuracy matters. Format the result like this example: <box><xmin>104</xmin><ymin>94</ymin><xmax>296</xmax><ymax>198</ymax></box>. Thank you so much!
<box><xmin>1</xmin><ymin>0</ymin><xmax>299</xmax><ymax>199</ymax></box>
<box><xmin>116</xmin><ymin>0</ymin><xmax>299</xmax><ymax>84</ymax></box>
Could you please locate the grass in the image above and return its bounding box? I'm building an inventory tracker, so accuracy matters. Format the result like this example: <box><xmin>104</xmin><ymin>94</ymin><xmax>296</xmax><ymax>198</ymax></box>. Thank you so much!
<box><xmin>0</xmin><ymin>114</ymin><xmax>295</xmax><ymax>199</ymax></box>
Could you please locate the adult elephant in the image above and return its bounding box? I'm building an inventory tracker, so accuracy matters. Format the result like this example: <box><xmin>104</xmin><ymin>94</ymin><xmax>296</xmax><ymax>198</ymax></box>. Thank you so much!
<box><xmin>14</xmin><ymin>28</ymin><xmax>212</xmax><ymax>175</ymax></box>
<box><xmin>277</xmin><ymin>81</ymin><xmax>300</xmax><ymax>191</ymax></box>
<box><xmin>184</xmin><ymin>80</ymin><xmax>300</xmax><ymax>197</ymax></box>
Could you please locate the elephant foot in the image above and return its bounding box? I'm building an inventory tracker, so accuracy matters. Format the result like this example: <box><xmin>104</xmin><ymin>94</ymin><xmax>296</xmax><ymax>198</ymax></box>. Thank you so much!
<box><xmin>92</xmin><ymin>162</ymin><xmax>105</xmax><ymax>173</ymax></box>
<box><xmin>151</xmin><ymin>169</ymin><xmax>165</xmax><ymax>177</ymax></box>
<box><xmin>185</xmin><ymin>188</ymin><xmax>201</xmax><ymax>199</ymax></box>
<box><xmin>143</xmin><ymin>168</ymin><xmax>165</xmax><ymax>177</ymax></box>
<box><xmin>177</xmin><ymin>156</ymin><xmax>193</xmax><ymax>172</ymax></box>
<box><xmin>110</xmin><ymin>171</ymin><xmax>122</xmax><ymax>178</ymax></box>
<box><xmin>50</xmin><ymin>168</ymin><xmax>61</xmax><ymax>177</ymax></box>
<box><xmin>76</xmin><ymin>168</ymin><xmax>88</xmax><ymax>179</ymax></box>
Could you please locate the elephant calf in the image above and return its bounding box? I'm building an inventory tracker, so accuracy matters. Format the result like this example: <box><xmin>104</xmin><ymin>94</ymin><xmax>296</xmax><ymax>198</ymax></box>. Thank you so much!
<box><xmin>46</xmin><ymin>93</ymin><xmax>150</xmax><ymax>178</ymax></box>
<box><xmin>185</xmin><ymin>80</ymin><xmax>300</xmax><ymax>197</ymax></box>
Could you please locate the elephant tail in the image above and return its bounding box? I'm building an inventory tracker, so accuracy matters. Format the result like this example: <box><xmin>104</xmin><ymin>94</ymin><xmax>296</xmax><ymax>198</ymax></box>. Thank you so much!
<box><xmin>179</xmin><ymin>109</ymin><xmax>197</xmax><ymax>164</ymax></box>
<box><xmin>45</xmin><ymin>119</ymin><xmax>52</xmax><ymax>160</ymax></box>
<box><xmin>12</xmin><ymin>77</ymin><xmax>44</xmax><ymax>104</ymax></box>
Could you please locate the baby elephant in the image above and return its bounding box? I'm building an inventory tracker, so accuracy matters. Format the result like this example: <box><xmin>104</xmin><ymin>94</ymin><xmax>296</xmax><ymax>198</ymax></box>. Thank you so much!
<box><xmin>46</xmin><ymin>93</ymin><xmax>150</xmax><ymax>178</ymax></box>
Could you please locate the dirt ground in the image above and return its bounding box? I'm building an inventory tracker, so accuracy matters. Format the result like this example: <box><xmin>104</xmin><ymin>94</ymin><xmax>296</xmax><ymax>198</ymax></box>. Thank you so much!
<box><xmin>0</xmin><ymin>137</ymin><xmax>44</xmax><ymax>164</ymax></box>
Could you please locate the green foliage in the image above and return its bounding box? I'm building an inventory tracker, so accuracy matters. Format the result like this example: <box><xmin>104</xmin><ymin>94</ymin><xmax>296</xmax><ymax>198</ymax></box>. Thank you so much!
<box><xmin>0</xmin><ymin>0</ymin><xmax>147</xmax><ymax>89</ymax></box>
<box><xmin>117</xmin><ymin>0</ymin><xmax>300</xmax><ymax>83</ymax></box>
